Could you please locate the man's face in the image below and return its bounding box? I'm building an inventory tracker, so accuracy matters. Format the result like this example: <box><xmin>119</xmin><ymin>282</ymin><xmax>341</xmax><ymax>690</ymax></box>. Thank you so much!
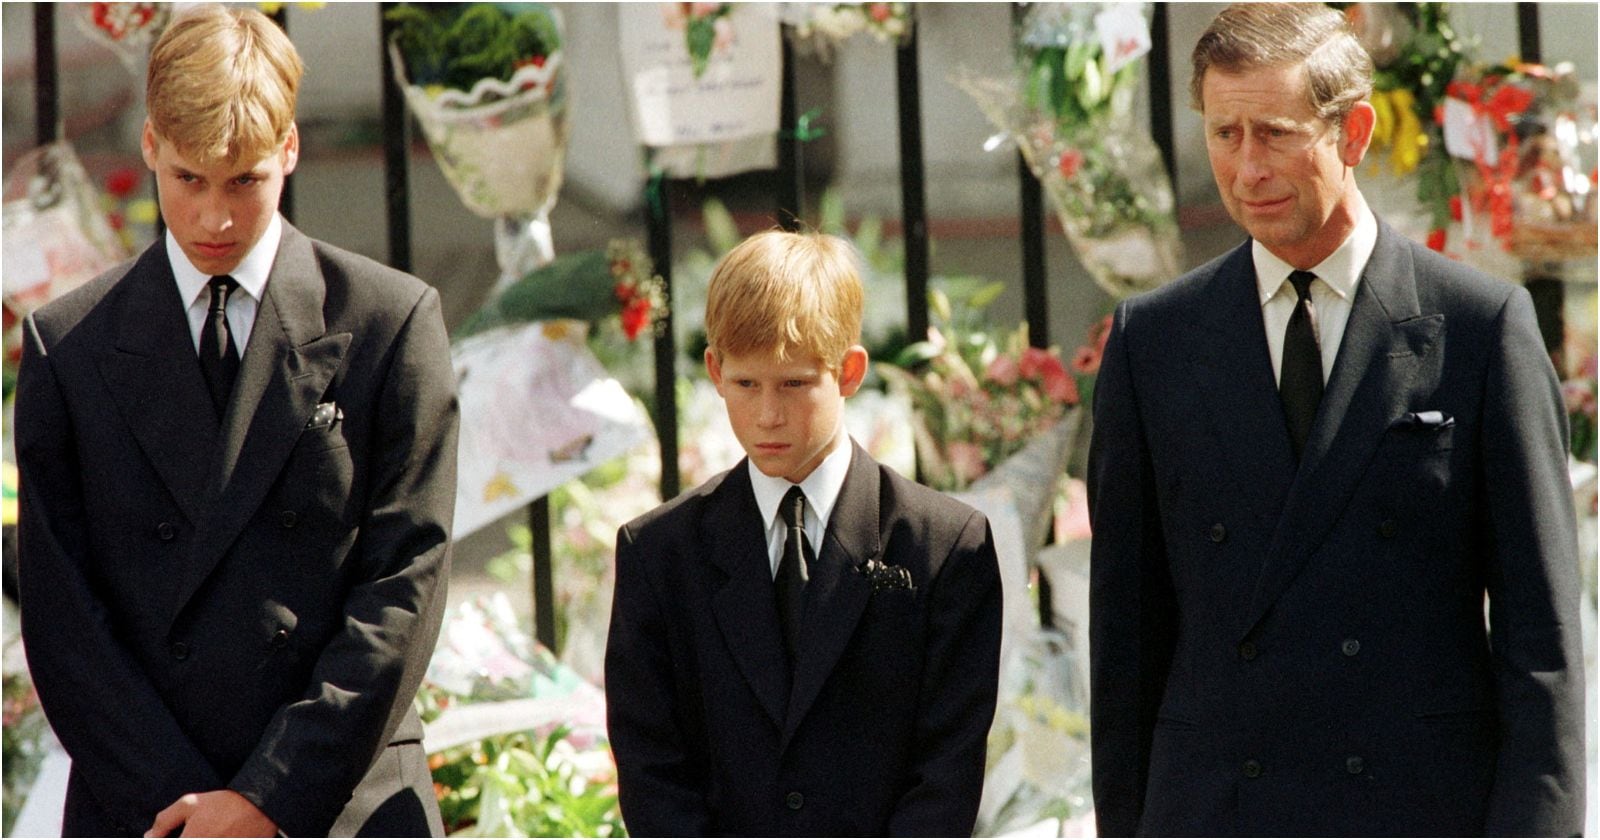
<box><xmin>141</xmin><ymin>121</ymin><xmax>298</xmax><ymax>276</ymax></box>
<box><xmin>1202</xmin><ymin>62</ymin><xmax>1372</xmax><ymax>268</ymax></box>
<box><xmin>706</xmin><ymin>344</ymin><xmax>867</xmax><ymax>484</ymax></box>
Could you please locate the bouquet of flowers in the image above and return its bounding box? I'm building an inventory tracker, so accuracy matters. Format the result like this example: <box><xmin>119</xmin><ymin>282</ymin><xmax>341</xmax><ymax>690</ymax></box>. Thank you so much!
<box><xmin>386</xmin><ymin>3</ymin><xmax>568</xmax><ymax>288</ymax></box>
<box><xmin>960</xmin><ymin>2</ymin><xmax>1182</xmax><ymax>298</ymax></box>
<box><xmin>455</xmin><ymin>240</ymin><xmax>667</xmax><ymax>343</ymax></box>
<box><xmin>783</xmin><ymin>3</ymin><xmax>913</xmax><ymax>57</ymax></box>
<box><xmin>878</xmin><ymin>286</ymin><xmax>1082</xmax><ymax>492</ymax></box>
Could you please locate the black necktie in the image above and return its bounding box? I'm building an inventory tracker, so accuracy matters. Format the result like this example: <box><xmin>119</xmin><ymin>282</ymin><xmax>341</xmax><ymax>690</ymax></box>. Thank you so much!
<box><xmin>199</xmin><ymin>275</ymin><xmax>240</xmax><ymax>418</ymax></box>
<box><xmin>776</xmin><ymin>486</ymin><xmax>812</xmax><ymax>666</ymax></box>
<box><xmin>1279</xmin><ymin>270</ymin><xmax>1323</xmax><ymax>460</ymax></box>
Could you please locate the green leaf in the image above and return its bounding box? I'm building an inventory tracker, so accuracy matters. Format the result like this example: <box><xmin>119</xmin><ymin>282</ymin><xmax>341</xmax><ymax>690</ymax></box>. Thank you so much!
<box><xmin>687</xmin><ymin>16</ymin><xmax>716</xmax><ymax>77</ymax></box>
<box><xmin>929</xmin><ymin>288</ymin><xmax>953</xmax><ymax>325</ymax></box>
<box><xmin>702</xmin><ymin>199</ymin><xmax>741</xmax><ymax>252</ymax></box>
<box><xmin>967</xmin><ymin>281</ymin><xmax>1006</xmax><ymax>311</ymax></box>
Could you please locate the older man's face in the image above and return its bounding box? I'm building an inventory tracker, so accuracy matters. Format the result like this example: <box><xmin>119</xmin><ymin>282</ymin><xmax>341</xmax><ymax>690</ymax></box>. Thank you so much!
<box><xmin>1201</xmin><ymin>62</ymin><xmax>1372</xmax><ymax>268</ymax></box>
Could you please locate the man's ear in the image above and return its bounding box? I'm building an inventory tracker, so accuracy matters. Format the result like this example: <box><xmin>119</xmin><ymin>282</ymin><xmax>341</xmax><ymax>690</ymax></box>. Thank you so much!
<box><xmin>1339</xmin><ymin>101</ymin><xmax>1376</xmax><ymax>168</ymax></box>
<box><xmin>837</xmin><ymin>345</ymin><xmax>869</xmax><ymax>397</ymax></box>
<box><xmin>141</xmin><ymin>120</ymin><xmax>160</xmax><ymax>172</ymax></box>
<box><xmin>281</xmin><ymin>122</ymin><xmax>300</xmax><ymax>176</ymax></box>
<box><xmin>705</xmin><ymin>347</ymin><xmax>724</xmax><ymax>390</ymax></box>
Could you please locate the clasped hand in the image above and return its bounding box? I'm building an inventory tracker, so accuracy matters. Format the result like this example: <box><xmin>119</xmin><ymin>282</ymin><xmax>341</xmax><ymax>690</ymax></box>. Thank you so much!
<box><xmin>146</xmin><ymin>790</ymin><xmax>277</xmax><ymax>837</ymax></box>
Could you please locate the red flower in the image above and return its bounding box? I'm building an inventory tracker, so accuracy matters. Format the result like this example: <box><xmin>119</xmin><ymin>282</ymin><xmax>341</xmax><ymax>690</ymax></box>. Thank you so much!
<box><xmin>107</xmin><ymin>210</ymin><xmax>125</xmax><ymax>231</ymax></box>
<box><xmin>1041</xmin><ymin>366</ymin><xmax>1079</xmax><ymax>405</ymax></box>
<box><xmin>1448</xmin><ymin>194</ymin><xmax>1463</xmax><ymax>222</ymax></box>
<box><xmin>1433</xmin><ymin>104</ymin><xmax>1446</xmax><ymax>126</ymax></box>
<box><xmin>614</xmin><ymin>281</ymin><xmax>636</xmax><ymax>303</ymax></box>
<box><xmin>869</xmin><ymin>3</ymin><xmax>892</xmax><ymax>22</ymax></box>
<box><xmin>1019</xmin><ymin>346</ymin><xmax>1066</xmax><ymax>381</ymax></box>
<box><xmin>621</xmin><ymin>297</ymin><xmax>653</xmax><ymax>340</ymax></box>
<box><xmin>105</xmin><ymin>167</ymin><xmax>140</xmax><ymax>198</ymax></box>
<box><xmin>1426</xmin><ymin>228</ymin><xmax>1447</xmax><ymax>252</ymax></box>
<box><xmin>1058</xmin><ymin>149</ymin><xmax>1083</xmax><ymax>179</ymax></box>
<box><xmin>1484</xmin><ymin>84</ymin><xmax>1535</xmax><ymax>131</ymax></box>
<box><xmin>1072</xmin><ymin>345</ymin><xmax>1100</xmax><ymax>375</ymax></box>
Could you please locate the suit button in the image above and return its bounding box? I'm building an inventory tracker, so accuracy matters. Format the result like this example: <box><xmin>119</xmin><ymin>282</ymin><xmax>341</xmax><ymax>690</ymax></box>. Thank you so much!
<box><xmin>1377</xmin><ymin>519</ymin><xmax>1398</xmax><ymax>538</ymax></box>
<box><xmin>280</xmin><ymin>510</ymin><xmax>298</xmax><ymax>529</ymax></box>
<box><xmin>1242</xmin><ymin>759</ymin><xmax>1262</xmax><ymax>778</ymax></box>
<box><xmin>271</xmin><ymin>628</ymin><xmax>290</xmax><ymax>648</ymax></box>
<box><xmin>1208</xmin><ymin>523</ymin><xmax>1227</xmax><ymax>543</ymax></box>
<box><xmin>785</xmin><ymin>791</ymin><xmax>804</xmax><ymax>810</ymax></box>
<box><xmin>170</xmin><ymin>641</ymin><xmax>191</xmax><ymax>661</ymax></box>
<box><xmin>155</xmin><ymin>522</ymin><xmax>176</xmax><ymax>541</ymax></box>
<box><xmin>1341</xmin><ymin>638</ymin><xmax>1361</xmax><ymax>656</ymax></box>
<box><xmin>1346</xmin><ymin>756</ymin><xmax>1364</xmax><ymax>775</ymax></box>
<box><xmin>1239</xmin><ymin>642</ymin><xmax>1258</xmax><ymax>661</ymax></box>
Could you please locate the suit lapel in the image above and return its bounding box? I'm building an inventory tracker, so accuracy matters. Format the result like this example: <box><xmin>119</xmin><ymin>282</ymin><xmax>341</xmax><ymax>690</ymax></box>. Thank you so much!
<box><xmin>96</xmin><ymin>243</ymin><xmax>218</xmax><ymax>525</ymax></box>
<box><xmin>706</xmin><ymin>464</ymin><xmax>793</xmax><ymax>730</ymax></box>
<box><xmin>1186</xmin><ymin>244</ymin><xmax>1298</xmax><ymax>518</ymax></box>
<box><xmin>1244</xmin><ymin>224</ymin><xmax>1442</xmax><ymax>634</ymax></box>
<box><xmin>782</xmin><ymin>442</ymin><xmax>879</xmax><ymax>750</ymax></box>
<box><xmin>174</xmin><ymin>225</ymin><xmax>351</xmax><ymax>621</ymax></box>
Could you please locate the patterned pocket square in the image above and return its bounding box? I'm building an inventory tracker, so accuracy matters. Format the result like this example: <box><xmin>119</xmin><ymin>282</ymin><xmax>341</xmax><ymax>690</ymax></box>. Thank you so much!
<box><xmin>855</xmin><ymin>558</ymin><xmax>915</xmax><ymax>592</ymax></box>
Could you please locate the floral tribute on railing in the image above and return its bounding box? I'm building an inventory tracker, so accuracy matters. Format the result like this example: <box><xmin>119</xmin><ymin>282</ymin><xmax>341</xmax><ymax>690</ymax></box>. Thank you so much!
<box><xmin>455</xmin><ymin>240</ymin><xmax>667</xmax><ymax>343</ymax></box>
<box><xmin>783</xmin><ymin>3</ymin><xmax>912</xmax><ymax>57</ymax></box>
<box><xmin>960</xmin><ymin>2</ymin><xmax>1182</xmax><ymax>299</ymax></box>
<box><xmin>386</xmin><ymin>3</ymin><xmax>568</xmax><ymax>290</ymax></box>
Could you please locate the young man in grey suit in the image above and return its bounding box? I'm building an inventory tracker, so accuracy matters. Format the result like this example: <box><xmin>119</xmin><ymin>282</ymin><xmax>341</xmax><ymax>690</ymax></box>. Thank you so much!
<box><xmin>1088</xmin><ymin>4</ymin><xmax>1584</xmax><ymax>835</ymax></box>
<box><xmin>15</xmin><ymin>6</ymin><xmax>458</xmax><ymax>836</ymax></box>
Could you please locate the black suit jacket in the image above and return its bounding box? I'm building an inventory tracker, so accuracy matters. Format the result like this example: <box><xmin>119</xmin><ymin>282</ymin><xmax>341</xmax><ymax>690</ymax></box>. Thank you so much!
<box><xmin>1087</xmin><ymin>221</ymin><xmax>1585</xmax><ymax>836</ymax></box>
<box><xmin>15</xmin><ymin>224</ymin><xmax>459</xmax><ymax>837</ymax></box>
<box><xmin>604</xmin><ymin>442</ymin><xmax>1002</xmax><ymax>836</ymax></box>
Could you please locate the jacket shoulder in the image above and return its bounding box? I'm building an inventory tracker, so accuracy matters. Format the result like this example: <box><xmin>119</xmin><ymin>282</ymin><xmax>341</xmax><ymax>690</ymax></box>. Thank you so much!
<box><xmin>876</xmin><ymin>460</ymin><xmax>986</xmax><ymax>541</ymax></box>
<box><xmin>306</xmin><ymin>237</ymin><xmax>434</xmax><ymax>311</ymax></box>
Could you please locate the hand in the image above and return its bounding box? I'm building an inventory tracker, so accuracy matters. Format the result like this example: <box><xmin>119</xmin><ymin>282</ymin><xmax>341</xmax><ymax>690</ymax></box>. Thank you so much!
<box><xmin>146</xmin><ymin>790</ymin><xmax>278</xmax><ymax>837</ymax></box>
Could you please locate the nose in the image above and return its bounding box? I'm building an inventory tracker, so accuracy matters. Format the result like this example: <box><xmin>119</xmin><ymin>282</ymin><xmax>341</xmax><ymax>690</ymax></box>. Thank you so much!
<box><xmin>197</xmin><ymin>189</ymin><xmax>233</xmax><ymax>234</ymax></box>
<box><xmin>757</xmin><ymin>391</ymin><xmax>783</xmax><ymax>428</ymax></box>
<box><xmin>1237</xmin><ymin>136</ymin><xmax>1273</xmax><ymax>187</ymax></box>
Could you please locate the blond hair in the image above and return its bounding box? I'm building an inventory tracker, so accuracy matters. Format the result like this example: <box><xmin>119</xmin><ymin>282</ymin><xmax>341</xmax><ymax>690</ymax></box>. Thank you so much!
<box><xmin>146</xmin><ymin>4</ymin><xmax>303</xmax><ymax>164</ymax></box>
<box><xmin>1190</xmin><ymin>3</ymin><xmax>1373</xmax><ymax>126</ymax></box>
<box><xmin>704</xmin><ymin>230</ymin><xmax>864</xmax><ymax>370</ymax></box>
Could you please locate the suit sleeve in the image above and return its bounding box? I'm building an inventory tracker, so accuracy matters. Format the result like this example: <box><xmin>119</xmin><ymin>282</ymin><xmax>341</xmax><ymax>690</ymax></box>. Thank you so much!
<box><xmin>1087</xmin><ymin>301</ymin><xmax>1177</xmax><ymax>838</ymax></box>
<box><xmin>1478</xmin><ymin>287</ymin><xmax>1586</xmax><ymax>835</ymax></box>
<box><xmin>604</xmin><ymin>523</ymin><xmax>714</xmax><ymax>836</ymax></box>
<box><xmin>887</xmin><ymin>510</ymin><xmax>1003</xmax><ymax>837</ymax></box>
<box><xmin>227</xmin><ymin>288</ymin><xmax>458</xmax><ymax>836</ymax></box>
<box><xmin>15</xmin><ymin>316</ymin><xmax>227</xmax><ymax>829</ymax></box>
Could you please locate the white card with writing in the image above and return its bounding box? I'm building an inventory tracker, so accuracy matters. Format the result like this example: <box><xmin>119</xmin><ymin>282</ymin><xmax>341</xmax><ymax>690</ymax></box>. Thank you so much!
<box><xmin>620</xmin><ymin>3</ymin><xmax>781</xmax><ymax>148</ymax></box>
<box><xmin>1095</xmin><ymin>3</ymin><xmax>1151</xmax><ymax>75</ymax></box>
<box><xmin>1442</xmin><ymin>98</ymin><xmax>1498</xmax><ymax>161</ymax></box>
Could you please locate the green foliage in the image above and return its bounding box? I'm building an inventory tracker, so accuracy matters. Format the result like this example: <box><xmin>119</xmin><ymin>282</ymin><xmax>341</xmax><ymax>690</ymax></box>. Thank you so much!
<box><xmin>433</xmin><ymin>727</ymin><xmax>625</xmax><ymax>837</ymax></box>
<box><xmin>386</xmin><ymin>4</ymin><xmax>561</xmax><ymax>92</ymax></box>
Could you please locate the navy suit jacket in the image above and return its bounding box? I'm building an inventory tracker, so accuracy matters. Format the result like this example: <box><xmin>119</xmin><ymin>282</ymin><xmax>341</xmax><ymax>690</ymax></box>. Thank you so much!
<box><xmin>1087</xmin><ymin>221</ymin><xmax>1584</xmax><ymax>836</ymax></box>
<box><xmin>15</xmin><ymin>225</ymin><xmax>458</xmax><ymax>836</ymax></box>
<box><xmin>605</xmin><ymin>442</ymin><xmax>1002</xmax><ymax>836</ymax></box>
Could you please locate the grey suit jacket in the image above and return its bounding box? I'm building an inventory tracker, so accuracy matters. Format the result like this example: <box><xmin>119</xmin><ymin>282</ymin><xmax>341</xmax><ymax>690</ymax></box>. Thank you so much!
<box><xmin>1087</xmin><ymin>221</ymin><xmax>1584</xmax><ymax>836</ymax></box>
<box><xmin>15</xmin><ymin>224</ymin><xmax>458</xmax><ymax>836</ymax></box>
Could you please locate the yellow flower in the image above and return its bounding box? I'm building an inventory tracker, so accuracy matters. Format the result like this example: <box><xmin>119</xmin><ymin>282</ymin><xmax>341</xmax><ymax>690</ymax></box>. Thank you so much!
<box><xmin>1387</xmin><ymin>89</ymin><xmax>1424</xmax><ymax>176</ymax></box>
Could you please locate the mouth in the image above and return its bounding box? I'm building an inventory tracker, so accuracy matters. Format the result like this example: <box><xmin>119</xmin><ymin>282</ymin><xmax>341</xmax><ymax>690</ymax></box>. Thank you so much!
<box><xmin>1240</xmin><ymin>196</ymin><xmax>1291</xmax><ymax>214</ymax></box>
<box><xmin>754</xmin><ymin>443</ymin><xmax>790</xmax><ymax>454</ymax></box>
<box><xmin>193</xmin><ymin>242</ymin><xmax>235</xmax><ymax>259</ymax></box>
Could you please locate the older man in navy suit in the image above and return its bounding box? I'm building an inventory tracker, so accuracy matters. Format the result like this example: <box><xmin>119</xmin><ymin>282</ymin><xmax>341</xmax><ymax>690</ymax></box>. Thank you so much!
<box><xmin>1088</xmin><ymin>4</ymin><xmax>1585</xmax><ymax>836</ymax></box>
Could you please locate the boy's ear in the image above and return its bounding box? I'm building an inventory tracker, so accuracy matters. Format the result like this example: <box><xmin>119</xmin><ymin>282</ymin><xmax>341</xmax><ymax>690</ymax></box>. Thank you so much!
<box><xmin>281</xmin><ymin>122</ymin><xmax>300</xmax><ymax>176</ymax></box>
<box><xmin>141</xmin><ymin>120</ymin><xmax>160</xmax><ymax>172</ymax></box>
<box><xmin>704</xmin><ymin>348</ymin><xmax>723</xmax><ymax>388</ymax></box>
<box><xmin>837</xmin><ymin>345</ymin><xmax>869</xmax><ymax>397</ymax></box>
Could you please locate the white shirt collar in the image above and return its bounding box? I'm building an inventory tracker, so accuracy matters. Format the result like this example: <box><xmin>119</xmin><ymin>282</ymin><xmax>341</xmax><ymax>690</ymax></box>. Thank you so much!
<box><xmin>748</xmin><ymin>435</ymin><xmax>854</xmax><ymax>537</ymax></box>
<box><xmin>169</xmin><ymin>212</ymin><xmax>282</xmax><ymax>310</ymax></box>
<box><xmin>1253</xmin><ymin>199</ymin><xmax>1377</xmax><ymax>306</ymax></box>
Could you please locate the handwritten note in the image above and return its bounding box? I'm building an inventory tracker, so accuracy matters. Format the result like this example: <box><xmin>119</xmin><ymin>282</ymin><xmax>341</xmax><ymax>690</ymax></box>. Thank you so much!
<box><xmin>620</xmin><ymin>3</ymin><xmax>781</xmax><ymax>148</ymax></box>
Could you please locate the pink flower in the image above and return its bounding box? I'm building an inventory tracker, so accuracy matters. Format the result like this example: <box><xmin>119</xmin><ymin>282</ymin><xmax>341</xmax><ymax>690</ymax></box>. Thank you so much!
<box><xmin>1563</xmin><ymin>379</ymin><xmax>1596</xmax><ymax>416</ymax></box>
<box><xmin>1058</xmin><ymin>148</ymin><xmax>1083</xmax><ymax>179</ymax></box>
<box><xmin>985</xmin><ymin>352</ymin><xmax>1020</xmax><ymax>387</ymax></box>
<box><xmin>1072</xmin><ymin>346</ymin><xmax>1100</xmax><ymax>375</ymax></box>
<box><xmin>1042</xmin><ymin>367</ymin><xmax>1079</xmax><ymax>405</ymax></box>
<box><xmin>1019</xmin><ymin>346</ymin><xmax>1067</xmax><ymax>382</ymax></box>
<box><xmin>946</xmin><ymin>441</ymin><xmax>989</xmax><ymax>485</ymax></box>
<box><xmin>869</xmin><ymin>3</ymin><xmax>893</xmax><ymax>22</ymax></box>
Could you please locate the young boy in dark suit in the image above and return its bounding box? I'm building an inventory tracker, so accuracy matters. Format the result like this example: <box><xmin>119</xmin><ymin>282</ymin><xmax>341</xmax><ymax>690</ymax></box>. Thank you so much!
<box><xmin>605</xmin><ymin>230</ymin><xmax>1003</xmax><ymax>836</ymax></box>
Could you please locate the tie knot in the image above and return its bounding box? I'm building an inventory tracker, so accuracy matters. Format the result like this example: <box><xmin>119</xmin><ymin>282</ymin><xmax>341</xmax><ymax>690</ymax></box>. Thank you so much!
<box><xmin>1287</xmin><ymin>270</ymin><xmax>1316</xmax><ymax>301</ymax></box>
<box><xmin>209</xmin><ymin>275</ymin><xmax>236</xmax><ymax>312</ymax></box>
<box><xmin>780</xmin><ymin>486</ymin><xmax>806</xmax><ymax>529</ymax></box>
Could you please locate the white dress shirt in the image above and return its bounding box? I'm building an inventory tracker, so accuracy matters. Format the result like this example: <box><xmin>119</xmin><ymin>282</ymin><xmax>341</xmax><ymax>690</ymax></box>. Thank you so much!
<box><xmin>1254</xmin><ymin>201</ymin><xmax>1377</xmax><ymax>385</ymax></box>
<box><xmin>170</xmin><ymin>212</ymin><xmax>282</xmax><ymax>357</ymax></box>
<box><xmin>748</xmin><ymin>437</ymin><xmax>853</xmax><ymax>580</ymax></box>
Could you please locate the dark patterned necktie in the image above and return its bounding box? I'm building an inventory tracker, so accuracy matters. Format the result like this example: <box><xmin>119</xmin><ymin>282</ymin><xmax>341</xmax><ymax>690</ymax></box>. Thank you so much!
<box><xmin>776</xmin><ymin>486</ymin><xmax>813</xmax><ymax>666</ymax></box>
<box><xmin>199</xmin><ymin>275</ymin><xmax>240</xmax><ymax>418</ymax></box>
<box><xmin>1279</xmin><ymin>270</ymin><xmax>1323</xmax><ymax>460</ymax></box>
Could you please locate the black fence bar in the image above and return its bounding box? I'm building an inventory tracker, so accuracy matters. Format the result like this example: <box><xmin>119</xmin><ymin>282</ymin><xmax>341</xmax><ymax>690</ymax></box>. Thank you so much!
<box><xmin>1148</xmin><ymin>3</ymin><xmax>1177</xmax><ymax>190</ymax></box>
<box><xmin>269</xmin><ymin>6</ymin><xmax>294</xmax><ymax>222</ymax></box>
<box><xmin>777</xmin><ymin>28</ymin><xmax>803</xmax><ymax>232</ymax></box>
<box><xmin>378</xmin><ymin>4</ymin><xmax>412</xmax><ymax>273</ymax></box>
<box><xmin>529</xmin><ymin>498</ymin><xmax>557</xmax><ymax>649</ymax></box>
<box><xmin>1517</xmin><ymin>3</ymin><xmax>1542</xmax><ymax>64</ymax></box>
<box><xmin>896</xmin><ymin>20</ymin><xmax>929</xmax><ymax>344</ymax></box>
<box><xmin>35</xmin><ymin>4</ymin><xmax>57</xmax><ymax>145</ymax></box>
<box><xmin>648</xmin><ymin>178</ymin><xmax>682</xmax><ymax>501</ymax></box>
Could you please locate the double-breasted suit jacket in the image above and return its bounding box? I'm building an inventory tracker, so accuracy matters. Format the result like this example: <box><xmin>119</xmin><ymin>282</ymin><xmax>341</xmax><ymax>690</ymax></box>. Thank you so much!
<box><xmin>15</xmin><ymin>223</ymin><xmax>459</xmax><ymax>836</ymax></box>
<box><xmin>605</xmin><ymin>442</ymin><xmax>1003</xmax><ymax>836</ymax></box>
<box><xmin>1088</xmin><ymin>221</ymin><xmax>1585</xmax><ymax>836</ymax></box>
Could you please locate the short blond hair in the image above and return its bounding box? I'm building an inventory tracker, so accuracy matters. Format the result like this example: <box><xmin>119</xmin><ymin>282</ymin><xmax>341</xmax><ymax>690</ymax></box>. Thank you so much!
<box><xmin>147</xmin><ymin>4</ymin><xmax>303</xmax><ymax>165</ymax></box>
<box><xmin>704</xmin><ymin>230</ymin><xmax>864</xmax><ymax>369</ymax></box>
<box><xmin>1191</xmin><ymin>3</ymin><xmax>1373</xmax><ymax>126</ymax></box>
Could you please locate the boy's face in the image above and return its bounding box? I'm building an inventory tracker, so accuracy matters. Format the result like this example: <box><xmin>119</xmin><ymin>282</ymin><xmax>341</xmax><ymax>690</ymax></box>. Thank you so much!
<box><xmin>142</xmin><ymin>120</ymin><xmax>299</xmax><ymax>277</ymax></box>
<box><xmin>707</xmin><ymin>345</ymin><xmax>868</xmax><ymax>484</ymax></box>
